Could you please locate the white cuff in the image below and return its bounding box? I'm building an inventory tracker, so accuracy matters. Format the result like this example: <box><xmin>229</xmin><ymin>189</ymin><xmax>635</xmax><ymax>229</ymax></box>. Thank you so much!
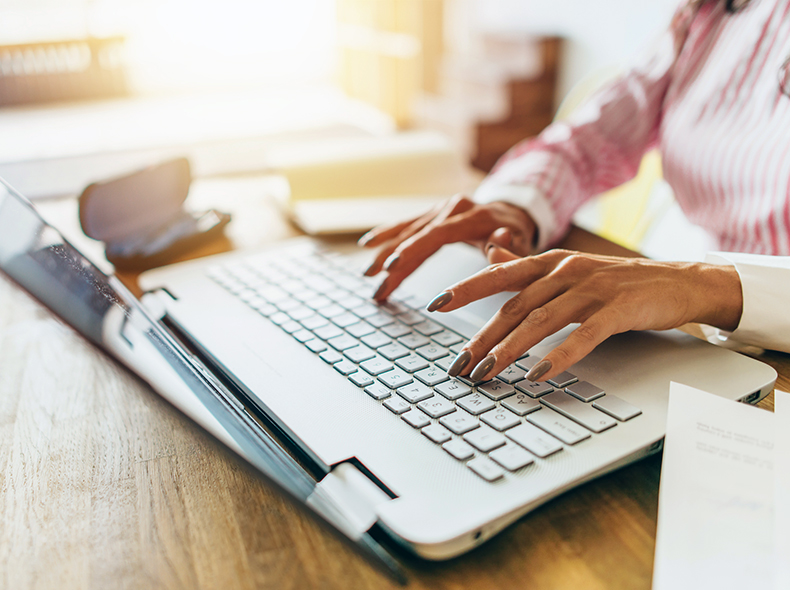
<box><xmin>704</xmin><ymin>252</ymin><xmax>790</xmax><ymax>354</ymax></box>
<box><xmin>473</xmin><ymin>177</ymin><xmax>559</xmax><ymax>253</ymax></box>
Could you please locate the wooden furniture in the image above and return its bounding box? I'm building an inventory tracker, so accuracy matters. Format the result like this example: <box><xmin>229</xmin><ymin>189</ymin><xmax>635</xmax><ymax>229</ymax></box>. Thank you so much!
<box><xmin>0</xmin><ymin>189</ymin><xmax>784</xmax><ymax>590</ymax></box>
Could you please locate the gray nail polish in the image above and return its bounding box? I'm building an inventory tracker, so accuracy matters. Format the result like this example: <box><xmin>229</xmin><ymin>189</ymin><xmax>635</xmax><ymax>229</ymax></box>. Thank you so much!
<box><xmin>470</xmin><ymin>354</ymin><xmax>496</xmax><ymax>382</ymax></box>
<box><xmin>363</xmin><ymin>262</ymin><xmax>378</xmax><ymax>277</ymax></box>
<box><xmin>525</xmin><ymin>359</ymin><xmax>552</xmax><ymax>382</ymax></box>
<box><xmin>426</xmin><ymin>291</ymin><xmax>452</xmax><ymax>312</ymax></box>
<box><xmin>373</xmin><ymin>278</ymin><xmax>389</xmax><ymax>301</ymax></box>
<box><xmin>447</xmin><ymin>350</ymin><xmax>471</xmax><ymax>377</ymax></box>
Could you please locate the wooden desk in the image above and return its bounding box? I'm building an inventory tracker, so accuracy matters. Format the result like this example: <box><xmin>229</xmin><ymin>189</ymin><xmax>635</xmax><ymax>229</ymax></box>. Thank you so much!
<box><xmin>1</xmin><ymin>185</ymin><xmax>786</xmax><ymax>589</ymax></box>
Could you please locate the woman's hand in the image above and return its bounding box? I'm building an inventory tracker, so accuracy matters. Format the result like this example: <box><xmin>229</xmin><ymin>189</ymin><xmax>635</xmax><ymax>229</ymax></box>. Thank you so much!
<box><xmin>430</xmin><ymin>246</ymin><xmax>744</xmax><ymax>384</ymax></box>
<box><xmin>358</xmin><ymin>195</ymin><xmax>537</xmax><ymax>301</ymax></box>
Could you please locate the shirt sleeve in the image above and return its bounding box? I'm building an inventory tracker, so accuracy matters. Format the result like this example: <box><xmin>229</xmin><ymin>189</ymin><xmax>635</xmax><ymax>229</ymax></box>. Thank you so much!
<box><xmin>704</xmin><ymin>252</ymin><xmax>790</xmax><ymax>354</ymax></box>
<box><xmin>474</xmin><ymin>3</ymin><xmax>695</xmax><ymax>252</ymax></box>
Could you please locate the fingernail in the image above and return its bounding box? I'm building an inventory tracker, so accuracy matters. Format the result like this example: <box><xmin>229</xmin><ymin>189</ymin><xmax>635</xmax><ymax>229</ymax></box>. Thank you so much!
<box><xmin>470</xmin><ymin>354</ymin><xmax>496</xmax><ymax>382</ymax></box>
<box><xmin>363</xmin><ymin>262</ymin><xmax>378</xmax><ymax>277</ymax></box>
<box><xmin>358</xmin><ymin>232</ymin><xmax>374</xmax><ymax>247</ymax></box>
<box><xmin>383</xmin><ymin>253</ymin><xmax>400</xmax><ymax>271</ymax></box>
<box><xmin>373</xmin><ymin>277</ymin><xmax>389</xmax><ymax>301</ymax></box>
<box><xmin>525</xmin><ymin>359</ymin><xmax>552</xmax><ymax>382</ymax></box>
<box><xmin>485</xmin><ymin>243</ymin><xmax>496</xmax><ymax>255</ymax></box>
<box><xmin>427</xmin><ymin>291</ymin><xmax>452</xmax><ymax>312</ymax></box>
<box><xmin>447</xmin><ymin>350</ymin><xmax>471</xmax><ymax>377</ymax></box>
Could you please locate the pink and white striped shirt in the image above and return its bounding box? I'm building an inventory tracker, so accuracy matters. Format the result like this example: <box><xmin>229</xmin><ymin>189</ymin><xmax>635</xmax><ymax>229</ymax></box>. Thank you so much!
<box><xmin>476</xmin><ymin>0</ymin><xmax>790</xmax><ymax>254</ymax></box>
<box><xmin>474</xmin><ymin>0</ymin><xmax>790</xmax><ymax>352</ymax></box>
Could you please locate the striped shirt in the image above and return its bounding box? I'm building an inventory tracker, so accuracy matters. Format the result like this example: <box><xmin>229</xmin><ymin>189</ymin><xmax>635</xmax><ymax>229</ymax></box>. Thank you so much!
<box><xmin>475</xmin><ymin>0</ymin><xmax>790</xmax><ymax>255</ymax></box>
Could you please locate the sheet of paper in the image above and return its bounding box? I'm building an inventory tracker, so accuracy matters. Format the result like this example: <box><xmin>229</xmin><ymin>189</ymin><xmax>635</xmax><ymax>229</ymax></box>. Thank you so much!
<box><xmin>653</xmin><ymin>382</ymin><xmax>775</xmax><ymax>590</ymax></box>
<box><xmin>775</xmin><ymin>390</ymin><xmax>790</xmax><ymax>590</ymax></box>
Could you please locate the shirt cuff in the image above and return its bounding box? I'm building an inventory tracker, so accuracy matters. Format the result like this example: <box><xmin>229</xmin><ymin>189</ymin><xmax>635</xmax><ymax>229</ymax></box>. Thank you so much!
<box><xmin>473</xmin><ymin>176</ymin><xmax>559</xmax><ymax>253</ymax></box>
<box><xmin>704</xmin><ymin>252</ymin><xmax>790</xmax><ymax>354</ymax></box>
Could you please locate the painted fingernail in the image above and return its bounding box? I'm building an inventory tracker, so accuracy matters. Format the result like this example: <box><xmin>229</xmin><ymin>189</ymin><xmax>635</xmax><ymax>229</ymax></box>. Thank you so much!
<box><xmin>373</xmin><ymin>277</ymin><xmax>389</xmax><ymax>301</ymax></box>
<box><xmin>485</xmin><ymin>243</ymin><xmax>496</xmax><ymax>255</ymax></box>
<box><xmin>383</xmin><ymin>253</ymin><xmax>400</xmax><ymax>271</ymax></box>
<box><xmin>363</xmin><ymin>262</ymin><xmax>378</xmax><ymax>277</ymax></box>
<box><xmin>447</xmin><ymin>350</ymin><xmax>471</xmax><ymax>377</ymax></box>
<box><xmin>525</xmin><ymin>359</ymin><xmax>552</xmax><ymax>382</ymax></box>
<box><xmin>427</xmin><ymin>291</ymin><xmax>452</xmax><ymax>312</ymax></box>
<box><xmin>358</xmin><ymin>232</ymin><xmax>374</xmax><ymax>246</ymax></box>
<box><xmin>470</xmin><ymin>354</ymin><xmax>496</xmax><ymax>382</ymax></box>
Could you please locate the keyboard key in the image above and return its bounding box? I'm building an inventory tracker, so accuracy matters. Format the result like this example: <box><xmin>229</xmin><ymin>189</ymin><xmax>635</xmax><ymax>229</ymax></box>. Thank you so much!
<box><xmin>275</xmin><ymin>298</ymin><xmax>301</xmax><ymax>313</ymax></box>
<box><xmin>443</xmin><ymin>439</ymin><xmax>475</xmax><ymax>461</ymax></box>
<box><xmin>490</xmin><ymin>443</ymin><xmax>535</xmax><ymax>471</ymax></box>
<box><xmin>548</xmin><ymin>371</ymin><xmax>578</xmax><ymax>388</ymax></box>
<box><xmin>422</xmin><ymin>424</ymin><xmax>452</xmax><ymax>444</ymax></box>
<box><xmin>286</xmin><ymin>306</ymin><xmax>314</xmax><ymax>321</ymax></box>
<box><xmin>501</xmin><ymin>393</ymin><xmax>541</xmax><ymax>416</ymax></box>
<box><xmin>292</xmin><ymin>288</ymin><xmax>319</xmax><ymax>303</ymax></box>
<box><xmin>415</xmin><ymin>343</ymin><xmax>449</xmax><ymax>361</ymax></box>
<box><xmin>497</xmin><ymin>365</ymin><xmax>527</xmax><ymax>384</ymax></box>
<box><xmin>328</xmin><ymin>334</ymin><xmax>360</xmax><ymax>351</ymax></box>
<box><xmin>383</xmin><ymin>397</ymin><xmax>410</xmax><ymax>414</ymax></box>
<box><xmin>378</xmin><ymin>368</ymin><xmax>413</xmax><ymax>389</ymax></box>
<box><xmin>431</xmin><ymin>330</ymin><xmax>463</xmax><ymax>347</ymax></box>
<box><xmin>378</xmin><ymin>342</ymin><xmax>410</xmax><ymax>361</ymax></box>
<box><xmin>300</xmin><ymin>314</ymin><xmax>329</xmax><ymax>330</ymax></box>
<box><xmin>381</xmin><ymin>300</ymin><xmax>410</xmax><ymax>315</ymax></box>
<box><xmin>440</xmin><ymin>410</ymin><xmax>479</xmax><ymax>435</ymax></box>
<box><xmin>480</xmin><ymin>407</ymin><xmax>521</xmax><ymax>431</ymax></box>
<box><xmin>360</xmin><ymin>331</ymin><xmax>392</xmax><ymax>349</ymax></box>
<box><xmin>449</xmin><ymin>342</ymin><xmax>465</xmax><ymax>355</ymax></box>
<box><xmin>280</xmin><ymin>320</ymin><xmax>303</xmax><ymax>334</ymax></box>
<box><xmin>349</xmin><ymin>371</ymin><xmax>374</xmax><ymax>387</ymax></box>
<box><xmin>478</xmin><ymin>381</ymin><xmax>516</xmax><ymax>401</ymax></box>
<box><xmin>313</xmin><ymin>324</ymin><xmax>344</xmax><ymax>340</ymax></box>
<box><xmin>397</xmin><ymin>310</ymin><xmax>425</xmax><ymax>325</ymax></box>
<box><xmin>351</xmin><ymin>303</ymin><xmax>380</xmax><ymax>319</ymax></box>
<box><xmin>395</xmin><ymin>353</ymin><xmax>430</xmax><ymax>373</ymax></box>
<box><xmin>360</xmin><ymin>357</ymin><xmax>394</xmax><ymax>376</ymax></box>
<box><xmin>456</xmin><ymin>392</ymin><xmax>496</xmax><ymax>415</ymax></box>
<box><xmin>255</xmin><ymin>303</ymin><xmax>279</xmax><ymax>317</ymax></box>
<box><xmin>515</xmin><ymin>356</ymin><xmax>539</xmax><ymax>371</ymax></box>
<box><xmin>467</xmin><ymin>457</ymin><xmax>505</xmax><ymax>481</ymax></box>
<box><xmin>514</xmin><ymin>379</ymin><xmax>554</xmax><ymax>398</ymax></box>
<box><xmin>366</xmin><ymin>312</ymin><xmax>396</xmax><ymax>328</ymax></box>
<box><xmin>304</xmin><ymin>295</ymin><xmax>333</xmax><ymax>310</ymax></box>
<box><xmin>434</xmin><ymin>356</ymin><xmax>453</xmax><ymax>372</ymax></box>
<box><xmin>344</xmin><ymin>345</ymin><xmax>376</xmax><ymax>364</ymax></box>
<box><xmin>527</xmin><ymin>409</ymin><xmax>591</xmax><ymax>445</ymax></box>
<box><xmin>305</xmin><ymin>339</ymin><xmax>327</xmax><ymax>353</ymax></box>
<box><xmin>540</xmin><ymin>391</ymin><xmax>617</xmax><ymax>433</ymax></box>
<box><xmin>319</xmin><ymin>349</ymin><xmax>343</xmax><ymax>364</ymax></box>
<box><xmin>291</xmin><ymin>329</ymin><xmax>314</xmax><ymax>343</ymax></box>
<box><xmin>331</xmin><ymin>312</ymin><xmax>362</xmax><ymax>328</ymax></box>
<box><xmin>417</xmin><ymin>395</ymin><xmax>456</xmax><ymax>418</ymax></box>
<box><xmin>412</xmin><ymin>320</ymin><xmax>444</xmax><ymax>336</ymax></box>
<box><xmin>382</xmin><ymin>322</ymin><xmax>412</xmax><ymax>338</ymax></box>
<box><xmin>364</xmin><ymin>383</ymin><xmax>392</xmax><ymax>400</ymax></box>
<box><xmin>318</xmin><ymin>304</ymin><xmax>346</xmax><ymax>318</ymax></box>
<box><xmin>398</xmin><ymin>333</ymin><xmax>431</xmax><ymax>349</ymax></box>
<box><xmin>592</xmin><ymin>395</ymin><xmax>642</xmax><ymax>421</ymax></box>
<box><xmin>269</xmin><ymin>311</ymin><xmax>290</xmax><ymax>325</ymax></box>
<box><xmin>565</xmin><ymin>381</ymin><xmax>605</xmax><ymax>402</ymax></box>
<box><xmin>396</xmin><ymin>382</ymin><xmax>433</xmax><ymax>403</ymax></box>
<box><xmin>333</xmin><ymin>360</ymin><xmax>358</xmax><ymax>376</ymax></box>
<box><xmin>435</xmin><ymin>379</ymin><xmax>472</xmax><ymax>400</ymax></box>
<box><xmin>506</xmin><ymin>423</ymin><xmax>563</xmax><ymax>458</ymax></box>
<box><xmin>414</xmin><ymin>366</ymin><xmax>449</xmax><ymax>387</ymax></box>
<box><xmin>464</xmin><ymin>425</ymin><xmax>507</xmax><ymax>452</ymax></box>
<box><xmin>346</xmin><ymin>321</ymin><xmax>376</xmax><ymax>338</ymax></box>
<box><xmin>402</xmin><ymin>409</ymin><xmax>431</xmax><ymax>429</ymax></box>
<box><xmin>336</xmin><ymin>294</ymin><xmax>365</xmax><ymax>310</ymax></box>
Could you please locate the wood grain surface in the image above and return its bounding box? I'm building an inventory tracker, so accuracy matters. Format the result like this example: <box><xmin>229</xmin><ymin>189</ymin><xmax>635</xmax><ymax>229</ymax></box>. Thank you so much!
<box><xmin>1</xmin><ymin>187</ymin><xmax>786</xmax><ymax>590</ymax></box>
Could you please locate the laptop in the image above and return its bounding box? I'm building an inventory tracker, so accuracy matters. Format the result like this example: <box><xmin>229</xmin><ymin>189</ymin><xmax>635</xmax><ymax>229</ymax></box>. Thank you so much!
<box><xmin>0</xmin><ymin>177</ymin><xmax>777</xmax><ymax>581</ymax></box>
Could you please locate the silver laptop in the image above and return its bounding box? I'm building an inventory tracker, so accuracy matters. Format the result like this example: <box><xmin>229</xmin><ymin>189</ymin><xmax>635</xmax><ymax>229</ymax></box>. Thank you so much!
<box><xmin>0</xmin><ymin>177</ymin><xmax>776</xmax><ymax>580</ymax></box>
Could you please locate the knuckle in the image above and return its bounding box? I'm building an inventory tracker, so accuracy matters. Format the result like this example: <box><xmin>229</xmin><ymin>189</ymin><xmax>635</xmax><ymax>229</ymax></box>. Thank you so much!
<box><xmin>524</xmin><ymin>306</ymin><xmax>549</xmax><ymax>327</ymax></box>
<box><xmin>500</xmin><ymin>294</ymin><xmax>527</xmax><ymax>319</ymax></box>
<box><xmin>572</xmin><ymin>323</ymin><xmax>599</xmax><ymax>345</ymax></box>
<box><xmin>550</xmin><ymin>345</ymin><xmax>575</xmax><ymax>366</ymax></box>
<box><xmin>488</xmin><ymin>263</ymin><xmax>512</xmax><ymax>288</ymax></box>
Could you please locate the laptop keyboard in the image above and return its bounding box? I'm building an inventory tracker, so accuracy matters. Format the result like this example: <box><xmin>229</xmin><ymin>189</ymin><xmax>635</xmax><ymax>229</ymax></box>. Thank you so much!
<box><xmin>205</xmin><ymin>245</ymin><xmax>643</xmax><ymax>483</ymax></box>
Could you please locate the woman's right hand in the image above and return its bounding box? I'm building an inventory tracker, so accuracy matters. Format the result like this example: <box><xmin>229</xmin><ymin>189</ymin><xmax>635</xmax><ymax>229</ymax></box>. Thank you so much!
<box><xmin>358</xmin><ymin>195</ymin><xmax>538</xmax><ymax>301</ymax></box>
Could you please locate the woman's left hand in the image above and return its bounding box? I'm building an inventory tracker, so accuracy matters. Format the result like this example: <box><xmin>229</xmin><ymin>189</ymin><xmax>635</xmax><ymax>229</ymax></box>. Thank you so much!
<box><xmin>429</xmin><ymin>246</ymin><xmax>744</xmax><ymax>383</ymax></box>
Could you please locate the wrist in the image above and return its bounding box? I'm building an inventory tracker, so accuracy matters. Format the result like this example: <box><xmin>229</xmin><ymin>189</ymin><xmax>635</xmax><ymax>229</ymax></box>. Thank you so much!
<box><xmin>688</xmin><ymin>263</ymin><xmax>743</xmax><ymax>331</ymax></box>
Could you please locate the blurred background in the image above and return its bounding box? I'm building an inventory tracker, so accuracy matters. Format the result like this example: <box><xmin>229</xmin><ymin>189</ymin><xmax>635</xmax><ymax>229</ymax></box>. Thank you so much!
<box><xmin>2</xmin><ymin>0</ymin><xmax>708</xmax><ymax>258</ymax></box>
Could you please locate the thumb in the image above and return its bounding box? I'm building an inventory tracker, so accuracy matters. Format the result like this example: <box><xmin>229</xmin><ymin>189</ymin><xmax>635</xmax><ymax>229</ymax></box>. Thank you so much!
<box><xmin>487</xmin><ymin>226</ymin><xmax>513</xmax><ymax>250</ymax></box>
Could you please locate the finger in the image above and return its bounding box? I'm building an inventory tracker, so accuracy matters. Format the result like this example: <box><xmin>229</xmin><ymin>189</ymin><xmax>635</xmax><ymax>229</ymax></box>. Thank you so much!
<box><xmin>486</xmin><ymin>244</ymin><xmax>520</xmax><ymax>265</ymax></box>
<box><xmin>363</xmin><ymin>211</ymin><xmax>438</xmax><ymax>277</ymax></box>
<box><xmin>465</xmin><ymin>291</ymin><xmax>592</xmax><ymax>381</ymax></box>
<box><xmin>527</xmin><ymin>311</ymin><xmax>620</xmax><ymax>382</ymax></box>
<box><xmin>431</xmin><ymin>252</ymin><xmax>560</xmax><ymax>314</ymax></box>
<box><xmin>487</xmin><ymin>226</ymin><xmax>513</xmax><ymax>250</ymax></box>
<box><xmin>358</xmin><ymin>218</ymin><xmax>415</xmax><ymax>248</ymax></box>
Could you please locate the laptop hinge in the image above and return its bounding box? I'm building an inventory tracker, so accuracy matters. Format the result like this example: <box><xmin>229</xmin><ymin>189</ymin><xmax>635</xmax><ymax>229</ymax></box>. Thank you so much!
<box><xmin>309</xmin><ymin>463</ymin><xmax>392</xmax><ymax>537</ymax></box>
